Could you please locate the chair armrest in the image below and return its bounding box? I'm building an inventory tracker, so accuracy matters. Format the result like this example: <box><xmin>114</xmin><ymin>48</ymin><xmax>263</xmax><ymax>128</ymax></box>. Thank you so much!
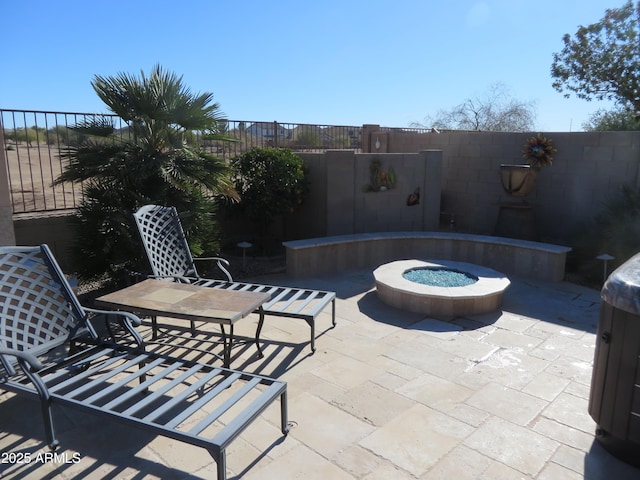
<box><xmin>146</xmin><ymin>274</ymin><xmax>200</xmax><ymax>284</ymax></box>
<box><xmin>194</xmin><ymin>256</ymin><xmax>230</xmax><ymax>265</ymax></box>
<box><xmin>85</xmin><ymin>307</ymin><xmax>141</xmax><ymax>327</ymax></box>
<box><xmin>83</xmin><ymin>308</ymin><xmax>145</xmax><ymax>348</ymax></box>
<box><xmin>193</xmin><ymin>256</ymin><xmax>233</xmax><ymax>282</ymax></box>
<box><xmin>0</xmin><ymin>347</ymin><xmax>52</xmax><ymax>406</ymax></box>
<box><xmin>0</xmin><ymin>347</ymin><xmax>43</xmax><ymax>372</ymax></box>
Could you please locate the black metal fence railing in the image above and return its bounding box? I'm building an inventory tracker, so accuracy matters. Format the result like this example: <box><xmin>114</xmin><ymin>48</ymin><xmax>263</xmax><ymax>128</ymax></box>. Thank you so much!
<box><xmin>377</xmin><ymin>126</ymin><xmax>432</xmax><ymax>134</ymax></box>
<box><xmin>1</xmin><ymin>109</ymin><xmax>362</xmax><ymax>214</ymax></box>
<box><xmin>1</xmin><ymin>110</ymin><xmax>128</xmax><ymax>214</ymax></box>
<box><xmin>201</xmin><ymin>120</ymin><xmax>362</xmax><ymax>159</ymax></box>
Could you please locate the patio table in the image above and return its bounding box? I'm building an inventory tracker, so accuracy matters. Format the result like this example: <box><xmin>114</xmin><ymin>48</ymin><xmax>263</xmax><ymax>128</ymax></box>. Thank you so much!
<box><xmin>95</xmin><ymin>279</ymin><xmax>271</xmax><ymax>367</ymax></box>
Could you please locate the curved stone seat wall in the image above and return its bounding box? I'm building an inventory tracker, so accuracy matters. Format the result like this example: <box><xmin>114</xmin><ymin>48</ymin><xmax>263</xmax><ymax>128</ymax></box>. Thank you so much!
<box><xmin>283</xmin><ymin>232</ymin><xmax>571</xmax><ymax>282</ymax></box>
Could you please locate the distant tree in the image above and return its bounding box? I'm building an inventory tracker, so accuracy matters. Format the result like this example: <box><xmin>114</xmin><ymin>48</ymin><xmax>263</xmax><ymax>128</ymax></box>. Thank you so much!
<box><xmin>583</xmin><ymin>106</ymin><xmax>640</xmax><ymax>131</ymax></box>
<box><xmin>45</xmin><ymin>125</ymin><xmax>72</xmax><ymax>145</ymax></box>
<box><xmin>551</xmin><ymin>1</ymin><xmax>640</xmax><ymax>119</ymax></box>
<box><xmin>31</xmin><ymin>126</ymin><xmax>46</xmax><ymax>140</ymax></box>
<box><xmin>294</xmin><ymin>127</ymin><xmax>321</xmax><ymax>148</ymax></box>
<box><xmin>331</xmin><ymin>133</ymin><xmax>352</xmax><ymax>148</ymax></box>
<box><xmin>4</xmin><ymin>126</ymin><xmax>39</xmax><ymax>146</ymax></box>
<box><xmin>412</xmin><ymin>83</ymin><xmax>536</xmax><ymax>131</ymax></box>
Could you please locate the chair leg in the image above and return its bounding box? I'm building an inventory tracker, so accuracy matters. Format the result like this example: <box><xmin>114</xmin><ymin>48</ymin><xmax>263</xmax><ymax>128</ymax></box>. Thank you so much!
<box><xmin>151</xmin><ymin>316</ymin><xmax>158</xmax><ymax>340</ymax></box>
<box><xmin>216</xmin><ymin>450</ymin><xmax>227</xmax><ymax>480</ymax></box>
<box><xmin>24</xmin><ymin>368</ymin><xmax>59</xmax><ymax>450</ymax></box>
<box><xmin>226</xmin><ymin>325</ymin><xmax>234</xmax><ymax>368</ymax></box>
<box><xmin>309</xmin><ymin>318</ymin><xmax>316</xmax><ymax>353</ymax></box>
<box><xmin>208</xmin><ymin>447</ymin><xmax>226</xmax><ymax>480</ymax></box>
<box><xmin>254</xmin><ymin>307</ymin><xmax>265</xmax><ymax>359</ymax></box>
<box><xmin>281</xmin><ymin>390</ymin><xmax>289</xmax><ymax>435</ymax></box>
<box><xmin>40</xmin><ymin>399</ymin><xmax>59</xmax><ymax>450</ymax></box>
<box><xmin>219</xmin><ymin>325</ymin><xmax>234</xmax><ymax>368</ymax></box>
<box><xmin>331</xmin><ymin>298</ymin><xmax>337</xmax><ymax>328</ymax></box>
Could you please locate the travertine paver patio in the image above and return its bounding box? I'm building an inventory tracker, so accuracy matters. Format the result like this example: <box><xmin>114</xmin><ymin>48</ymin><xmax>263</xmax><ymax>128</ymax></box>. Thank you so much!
<box><xmin>1</xmin><ymin>267</ymin><xmax>640</xmax><ymax>479</ymax></box>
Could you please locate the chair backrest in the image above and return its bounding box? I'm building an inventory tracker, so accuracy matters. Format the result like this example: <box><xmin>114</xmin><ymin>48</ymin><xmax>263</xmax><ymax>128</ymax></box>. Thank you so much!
<box><xmin>0</xmin><ymin>245</ymin><xmax>92</xmax><ymax>373</ymax></box>
<box><xmin>133</xmin><ymin>204</ymin><xmax>198</xmax><ymax>279</ymax></box>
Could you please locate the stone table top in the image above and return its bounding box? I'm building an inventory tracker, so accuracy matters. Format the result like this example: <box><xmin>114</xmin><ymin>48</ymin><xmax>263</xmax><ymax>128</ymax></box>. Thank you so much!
<box><xmin>96</xmin><ymin>279</ymin><xmax>271</xmax><ymax>325</ymax></box>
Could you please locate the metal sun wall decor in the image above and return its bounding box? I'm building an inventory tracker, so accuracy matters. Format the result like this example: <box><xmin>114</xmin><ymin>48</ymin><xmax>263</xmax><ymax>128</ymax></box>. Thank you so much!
<box><xmin>406</xmin><ymin>187</ymin><xmax>420</xmax><ymax>206</ymax></box>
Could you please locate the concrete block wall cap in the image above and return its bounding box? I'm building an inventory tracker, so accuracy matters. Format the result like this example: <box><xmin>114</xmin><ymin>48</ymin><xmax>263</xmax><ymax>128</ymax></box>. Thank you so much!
<box><xmin>283</xmin><ymin>232</ymin><xmax>572</xmax><ymax>254</ymax></box>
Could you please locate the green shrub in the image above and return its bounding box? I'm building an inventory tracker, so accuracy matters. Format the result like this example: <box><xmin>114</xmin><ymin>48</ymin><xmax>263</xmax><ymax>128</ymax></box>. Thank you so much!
<box><xmin>4</xmin><ymin>126</ymin><xmax>38</xmax><ymax>146</ymax></box>
<box><xmin>568</xmin><ymin>184</ymin><xmax>640</xmax><ymax>285</ymax></box>
<box><xmin>230</xmin><ymin>147</ymin><xmax>307</xmax><ymax>249</ymax></box>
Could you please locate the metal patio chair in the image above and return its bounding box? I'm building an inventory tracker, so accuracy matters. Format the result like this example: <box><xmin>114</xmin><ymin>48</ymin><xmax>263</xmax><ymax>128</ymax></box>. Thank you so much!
<box><xmin>133</xmin><ymin>204</ymin><xmax>336</xmax><ymax>352</ymax></box>
<box><xmin>0</xmin><ymin>244</ymin><xmax>288</xmax><ymax>480</ymax></box>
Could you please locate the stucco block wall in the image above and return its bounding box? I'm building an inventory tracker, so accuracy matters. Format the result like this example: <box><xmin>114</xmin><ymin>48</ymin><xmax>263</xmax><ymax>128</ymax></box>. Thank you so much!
<box><xmin>5</xmin><ymin>128</ymin><xmax>638</xmax><ymax>264</ymax></box>
<box><xmin>13</xmin><ymin>214</ymin><xmax>76</xmax><ymax>270</ymax></box>
<box><xmin>0</xmin><ymin>131</ymin><xmax>15</xmax><ymax>246</ymax></box>
<box><xmin>363</xmin><ymin>128</ymin><xmax>640</xmax><ymax>243</ymax></box>
<box><xmin>325</xmin><ymin>150</ymin><xmax>357</xmax><ymax>235</ymax></box>
<box><xmin>534</xmin><ymin>132</ymin><xmax>639</xmax><ymax>242</ymax></box>
<box><xmin>295</xmin><ymin>150</ymin><xmax>443</xmax><ymax>239</ymax></box>
<box><xmin>224</xmin><ymin>149</ymin><xmax>443</xmax><ymax>244</ymax></box>
<box><xmin>281</xmin><ymin>153</ymin><xmax>328</xmax><ymax>241</ymax></box>
<box><xmin>0</xmin><ymin>209</ymin><xmax>15</xmax><ymax>246</ymax></box>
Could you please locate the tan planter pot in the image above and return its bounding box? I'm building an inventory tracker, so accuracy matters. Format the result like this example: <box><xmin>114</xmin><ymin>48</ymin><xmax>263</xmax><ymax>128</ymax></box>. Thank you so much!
<box><xmin>500</xmin><ymin>164</ymin><xmax>538</xmax><ymax>197</ymax></box>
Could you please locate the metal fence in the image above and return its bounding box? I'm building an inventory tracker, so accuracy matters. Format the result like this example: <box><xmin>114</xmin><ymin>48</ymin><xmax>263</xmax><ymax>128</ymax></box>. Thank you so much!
<box><xmin>1</xmin><ymin>109</ymin><xmax>362</xmax><ymax>214</ymax></box>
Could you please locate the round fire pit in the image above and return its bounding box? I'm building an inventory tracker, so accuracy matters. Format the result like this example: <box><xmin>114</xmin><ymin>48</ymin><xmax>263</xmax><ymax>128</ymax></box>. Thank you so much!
<box><xmin>373</xmin><ymin>259</ymin><xmax>510</xmax><ymax>318</ymax></box>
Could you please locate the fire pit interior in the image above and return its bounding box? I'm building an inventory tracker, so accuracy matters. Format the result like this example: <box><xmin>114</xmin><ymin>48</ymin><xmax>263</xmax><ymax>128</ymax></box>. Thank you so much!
<box><xmin>402</xmin><ymin>267</ymin><xmax>479</xmax><ymax>287</ymax></box>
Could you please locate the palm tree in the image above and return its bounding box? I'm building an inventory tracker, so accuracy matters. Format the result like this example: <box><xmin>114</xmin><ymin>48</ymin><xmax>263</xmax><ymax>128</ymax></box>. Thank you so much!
<box><xmin>56</xmin><ymin>64</ymin><xmax>237</xmax><ymax>282</ymax></box>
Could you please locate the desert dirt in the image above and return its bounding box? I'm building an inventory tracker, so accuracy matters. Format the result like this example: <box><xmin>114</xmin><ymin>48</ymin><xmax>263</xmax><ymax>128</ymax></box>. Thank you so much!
<box><xmin>4</xmin><ymin>143</ymin><xmax>81</xmax><ymax>215</ymax></box>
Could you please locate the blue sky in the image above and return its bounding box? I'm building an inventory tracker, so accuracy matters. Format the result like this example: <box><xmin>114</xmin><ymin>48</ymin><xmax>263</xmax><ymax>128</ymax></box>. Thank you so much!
<box><xmin>0</xmin><ymin>0</ymin><xmax>626</xmax><ymax>131</ymax></box>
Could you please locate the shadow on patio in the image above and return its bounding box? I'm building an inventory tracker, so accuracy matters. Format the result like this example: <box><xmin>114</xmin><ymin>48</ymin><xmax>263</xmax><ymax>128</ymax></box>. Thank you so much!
<box><xmin>1</xmin><ymin>268</ymin><xmax>639</xmax><ymax>479</ymax></box>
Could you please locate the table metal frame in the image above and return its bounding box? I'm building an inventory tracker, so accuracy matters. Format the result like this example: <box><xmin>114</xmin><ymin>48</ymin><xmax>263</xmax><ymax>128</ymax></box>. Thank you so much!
<box><xmin>96</xmin><ymin>279</ymin><xmax>272</xmax><ymax>367</ymax></box>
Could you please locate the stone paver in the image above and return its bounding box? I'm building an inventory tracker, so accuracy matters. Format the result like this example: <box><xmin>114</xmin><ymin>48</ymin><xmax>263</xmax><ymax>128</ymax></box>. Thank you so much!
<box><xmin>1</xmin><ymin>270</ymin><xmax>640</xmax><ymax>479</ymax></box>
<box><xmin>360</xmin><ymin>403</ymin><xmax>474</xmax><ymax>477</ymax></box>
<box><xmin>464</xmin><ymin>416</ymin><xmax>559</xmax><ymax>476</ymax></box>
<box><xmin>466</xmin><ymin>382</ymin><xmax>548</xmax><ymax>426</ymax></box>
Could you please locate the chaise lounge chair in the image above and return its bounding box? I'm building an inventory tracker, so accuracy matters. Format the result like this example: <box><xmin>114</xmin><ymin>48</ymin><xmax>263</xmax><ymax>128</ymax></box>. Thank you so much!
<box><xmin>0</xmin><ymin>244</ymin><xmax>288</xmax><ymax>480</ymax></box>
<box><xmin>133</xmin><ymin>204</ymin><xmax>336</xmax><ymax>353</ymax></box>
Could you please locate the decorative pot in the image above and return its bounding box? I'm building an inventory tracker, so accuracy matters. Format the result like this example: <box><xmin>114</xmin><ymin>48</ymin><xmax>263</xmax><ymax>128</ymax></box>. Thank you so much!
<box><xmin>500</xmin><ymin>164</ymin><xmax>538</xmax><ymax>197</ymax></box>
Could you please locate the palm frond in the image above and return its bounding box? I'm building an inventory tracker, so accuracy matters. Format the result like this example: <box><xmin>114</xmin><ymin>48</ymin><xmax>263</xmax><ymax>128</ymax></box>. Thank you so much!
<box><xmin>69</xmin><ymin>117</ymin><xmax>117</xmax><ymax>137</ymax></box>
<box><xmin>60</xmin><ymin>64</ymin><xmax>232</xmax><ymax>280</ymax></box>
